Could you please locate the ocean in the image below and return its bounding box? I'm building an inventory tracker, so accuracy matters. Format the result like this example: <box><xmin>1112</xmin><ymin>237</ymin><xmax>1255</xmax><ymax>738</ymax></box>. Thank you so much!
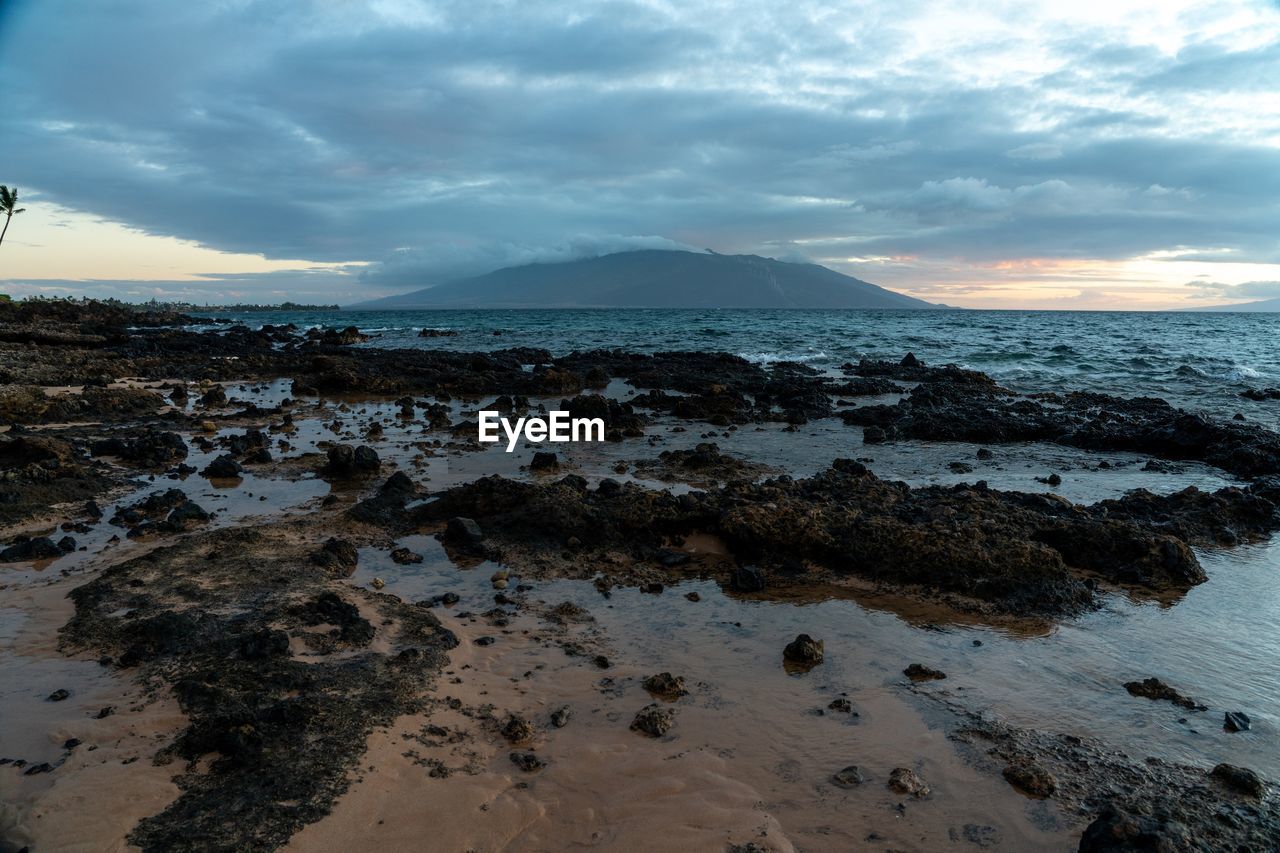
<box><xmin>197</xmin><ymin>308</ymin><xmax>1280</xmax><ymax>427</ymax></box>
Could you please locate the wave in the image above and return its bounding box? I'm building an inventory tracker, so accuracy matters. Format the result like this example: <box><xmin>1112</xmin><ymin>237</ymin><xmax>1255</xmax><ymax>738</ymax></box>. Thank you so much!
<box><xmin>737</xmin><ymin>350</ymin><xmax>829</xmax><ymax>365</ymax></box>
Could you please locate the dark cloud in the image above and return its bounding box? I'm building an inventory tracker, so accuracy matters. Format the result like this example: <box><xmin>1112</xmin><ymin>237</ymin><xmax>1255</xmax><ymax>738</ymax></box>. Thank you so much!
<box><xmin>1</xmin><ymin>0</ymin><xmax>1278</xmax><ymax>300</ymax></box>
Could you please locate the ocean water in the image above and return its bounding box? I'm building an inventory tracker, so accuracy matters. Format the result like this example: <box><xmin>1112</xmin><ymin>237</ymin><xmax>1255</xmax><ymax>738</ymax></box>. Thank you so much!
<box><xmin>198</xmin><ymin>308</ymin><xmax>1280</xmax><ymax>426</ymax></box>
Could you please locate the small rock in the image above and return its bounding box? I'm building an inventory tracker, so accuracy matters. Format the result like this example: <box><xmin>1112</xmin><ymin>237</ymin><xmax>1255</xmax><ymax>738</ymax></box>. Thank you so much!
<box><xmin>47</xmin><ymin>688</ymin><xmax>71</xmax><ymax>702</ymax></box>
<box><xmin>1002</xmin><ymin>760</ymin><xmax>1057</xmax><ymax>797</ymax></box>
<box><xmin>731</xmin><ymin>565</ymin><xmax>766</xmax><ymax>592</ymax></box>
<box><xmin>390</xmin><ymin>547</ymin><xmax>423</xmax><ymax>565</ymax></box>
<box><xmin>311</xmin><ymin>537</ymin><xmax>359</xmax><ymax>574</ymax></box>
<box><xmin>1223</xmin><ymin>711</ymin><xmax>1251</xmax><ymax>732</ymax></box>
<box><xmin>198</xmin><ymin>386</ymin><xmax>227</xmax><ymax>407</ymax></box>
<box><xmin>1123</xmin><ymin>677</ymin><xmax>1204</xmax><ymax>710</ymax></box>
<box><xmin>509</xmin><ymin>751</ymin><xmax>546</xmax><ymax>772</ymax></box>
<box><xmin>783</xmin><ymin>634</ymin><xmax>824</xmax><ymax>668</ymax></box>
<box><xmin>369</xmin><ymin>577</ymin><xmax>386</xmax><ymax>590</ymax></box>
<box><xmin>642</xmin><ymin>672</ymin><xmax>689</xmax><ymax>701</ymax></box>
<box><xmin>0</xmin><ymin>536</ymin><xmax>63</xmax><ymax>562</ymax></box>
<box><xmin>887</xmin><ymin>767</ymin><xmax>930</xmax><ymax>797</ymax></box>
<box><xmin>201</xmin><ymin>454</ymin><xmax>243</xmax><ymax>479</ymax></box>
<box><xmin>353</xmin><ymin>444</ymin><xmax>380</xmax><ymax>471</ymax></box>
<box><xmin>550</xmin><ymin>706</ymin><xmax>571</xmax><ymax>728</ymax></box>
<box><xmin>501</xmin><ymin>715</ymin><xmax>535</xmax><ymax>744</ymax></box>
<box><xmin>443</xmin><ymin>517</ymin><xmax>484</xmax><ymax>549</ymax></box>
<box><xmin>630</xmin><ymin>703</ymin><xmax>675</xmax><ymax>737</ymax></box>
<box><xmin>1210</xmin><ymin>763</ymin><xmax>1265</xmax><ymax>798</ymax></box>
<box><xmin>827</xmin><ymin>698</ymin><xmax>854</xmax><ymax>713</ymax></box>
<box><xmin>529</xmin><ymin>451</ymin><xmax>559</xmax><ymax>472</ymax></box>
<box><xmin>903</xmin><ymin>663</ymin><xmax>946</xmax><ymax>681</ymax></box>
<box><xmin>831</xmin><ymin>765</ymin><xmax>865</xmax><ymax>788</ymax></box>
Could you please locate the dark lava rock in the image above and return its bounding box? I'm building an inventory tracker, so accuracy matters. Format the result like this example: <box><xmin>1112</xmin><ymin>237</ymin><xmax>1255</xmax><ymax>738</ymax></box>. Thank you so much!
<box><xmin>418</xmin><ymin>328</ymin><xmax>459</xmax><ymax>338</ymax></box>
<box><xmin>325</xmin><ymin>444</ymin><xmax>366</xmax><ymax>476</ymax></box>
<box><xmin>442</xmin><ymin>517</ymin><xmax>484</xmax><ymax>550</ymax></box>
<box><xmin>221</xmin><ymin>428</ymin><xmax>270</xmax><ymax>458</ymax></box>
<box><xmin>243</xmin><ymin>448</ymin><xmax>273</xmax><ymax>465</ymax></box>
<box><xmin>1</xmin><ymin>536</ymin><xmax>63</xmax><ymax>562</ymax></box>
<box><xmin>630</xmin><ymin>703</ymin><xmax>675</xmax><ymax>737</ymax></box>
<box><xmin>783</xmin><ymin>634</ymin><xmax>824</xmax><ymax>668</ymax></box>
<box><xmin>390</xmin><ymin>547</ymin><xmax>423</xmax><ymax>565</ymax></box>
<box><xmin>1123</xmin><ymin>677</ymin><xmax>1205</xmax><ymax>710</ymax></box>
<box><xmin>550</xmin><ymin>706</ymin><xmax>571</xmax><ymax>728</ymax></box>
<box><xmin>900</xmin><ymin>352</ymin><xmax>922</xmax><ymax>368</ymax></box>
<box><xmin>831</xmin><ymin>765</ymin><xmax>865</xmax><ymax>788</ymax></box>
<box><xmin>47</xmin><ymin>688</ymin><xmax>71</xmax><ymax>702</ymax></box>
<box><xmin>731</xmin><ymin>565</ymin><xmax>766</xmax><ymax>592</ymax></box>
<box><xmin>201</xmin><ymin>454</ymin><xmax>243</xmax><ymax>479</ymax></box>
<box><xmin>347</xmin><ymin>472</ymin><xmax>419</xmax><ymax>527</ymax></box>
<box><xmin>353</xmin><ymin>445</ymin><xmax>380</xmax><ymax>471</ymax></box>
<box><xmin>1079</xmin><ymin>802</ymin><xmax>1194</xmax><ymax>851</ymax></box>
<box><xmin>887</xmin><ymin>767</ymin><xmax>930</xmax><ymax>797</ymax></box>
<box><xmin>842</xmin><ymin>378</ymin><xmax>1280</xmax><ymax>480</ymax></box>
<box><xmin>642</xmin><ymin>672</ymin><xmax>689</xmax><ymax>700</ymax></box>
<box><xmin>90</xmin><ymin>430</ymin><xmax>188</xmax><ymax>467</ymax></box>
<box><xmin>1210</xmin><ymin>763</ymin><xmax>1265</xmax><ymax>798</ymax></box>
<box><xmin>827</xmin><ymin>698</ymin><xmax>854</xmax><ymax>714</ymax></box>
<box><xmin>307</xmin><ymin>325</ymin><xmax>370</xmax><ymax>346</ymax></box>
<box><xmin>1223</xmin><ymin>711</ymin><xmax>1251</xmax><ymax>732</ymax></box>
<box><xmin>198</xmin><ymin>386</ymin><xmax>228</xmax><ymax>407</ymax></box>
<box><xmin>237</xmin><ymin>629</ymin><xmax>290</xmax><ymax>661</ymax></box>
<box><xmin>310</xmin><ymin>537</ymin><xmax>359</xmax><ymax>574</ymax></box>
<box><xmin>530</xmin><ymin>451</ymin><xmax>559</xmax><ymax>472</ymax></box>
<box><xmin>1002</xmin><ymin>760</ymin><xmax>1057</xmax><ymax>797</ymax></box>
<box><xmin>292</xmin><ymin>591</ymin><xmax>375</xmax><ymax>645</ymax></box>
<box><xmin>509</xmin><ymin>751</ymin><xmax>546</xmax><ymax>772</ymax></box>
<box><xmin>501</xmin><ymin>714</ymin><xmax>535</xmax><ymax>744</ymax></box>
<box><xmin>904</xmin><ymin>663</ymin><xmax>947</xmax><ymax>681</ymax></box>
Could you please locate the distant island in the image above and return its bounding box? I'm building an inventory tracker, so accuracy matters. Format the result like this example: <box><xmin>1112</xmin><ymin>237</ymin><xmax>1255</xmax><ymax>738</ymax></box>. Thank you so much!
<box><xmin>1185</xmin><ymin>296</ymin><xmax>1280</xmax><ymax>313</ymax></box>
<box><xmin>350</xmin><ymin>249</ymin><xmax>937</xmax><ymax>310</ymax></box>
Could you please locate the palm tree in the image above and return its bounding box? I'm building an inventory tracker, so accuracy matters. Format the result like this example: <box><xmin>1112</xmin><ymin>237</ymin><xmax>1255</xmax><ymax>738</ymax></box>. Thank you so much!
<box><xmin>0</xmin><ymin>185</ymin><xmax>26</xmax><ymax>249</ymax></box>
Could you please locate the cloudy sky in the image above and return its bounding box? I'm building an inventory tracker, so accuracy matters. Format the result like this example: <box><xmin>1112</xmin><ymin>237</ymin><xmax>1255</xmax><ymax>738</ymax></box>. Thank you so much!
<box><xmin>1</xmin><ymin>0</ymin><xmax>1278</xmax><ymax>309</ymax></box>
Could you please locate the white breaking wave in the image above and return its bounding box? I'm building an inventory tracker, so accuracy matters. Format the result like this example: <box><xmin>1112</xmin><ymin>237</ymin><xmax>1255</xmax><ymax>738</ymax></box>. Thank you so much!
<box><xmin>738</xmin><ymin>351</ymin><xmax>829</xmax><ymax>364</ymax></box>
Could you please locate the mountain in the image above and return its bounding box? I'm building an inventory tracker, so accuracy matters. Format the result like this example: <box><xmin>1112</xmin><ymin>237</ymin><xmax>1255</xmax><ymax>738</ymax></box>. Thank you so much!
<box><xmin>350</xmin><ymin>250</ymin><xmax>937</xmax><ymax>309</ymax></box>
<box><xmin>1185</xmin><ymin>296</ymin><xmax>1280</xmax><ymax>312</ymax></box>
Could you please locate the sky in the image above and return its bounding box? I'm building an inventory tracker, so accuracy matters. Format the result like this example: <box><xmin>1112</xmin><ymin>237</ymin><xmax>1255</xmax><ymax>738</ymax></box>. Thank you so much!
<box><xmin>1</xmin><ymin>0</ymin><xmax>1278</xmax><ymax>310</ymax></box>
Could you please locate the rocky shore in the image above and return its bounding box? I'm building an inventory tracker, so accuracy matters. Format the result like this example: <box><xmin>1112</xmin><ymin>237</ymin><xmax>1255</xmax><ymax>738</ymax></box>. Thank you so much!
<box><xmin>1</xmin><ymin>300</ymin><xmax>1276</xmax><ymax>851</ymax></box>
